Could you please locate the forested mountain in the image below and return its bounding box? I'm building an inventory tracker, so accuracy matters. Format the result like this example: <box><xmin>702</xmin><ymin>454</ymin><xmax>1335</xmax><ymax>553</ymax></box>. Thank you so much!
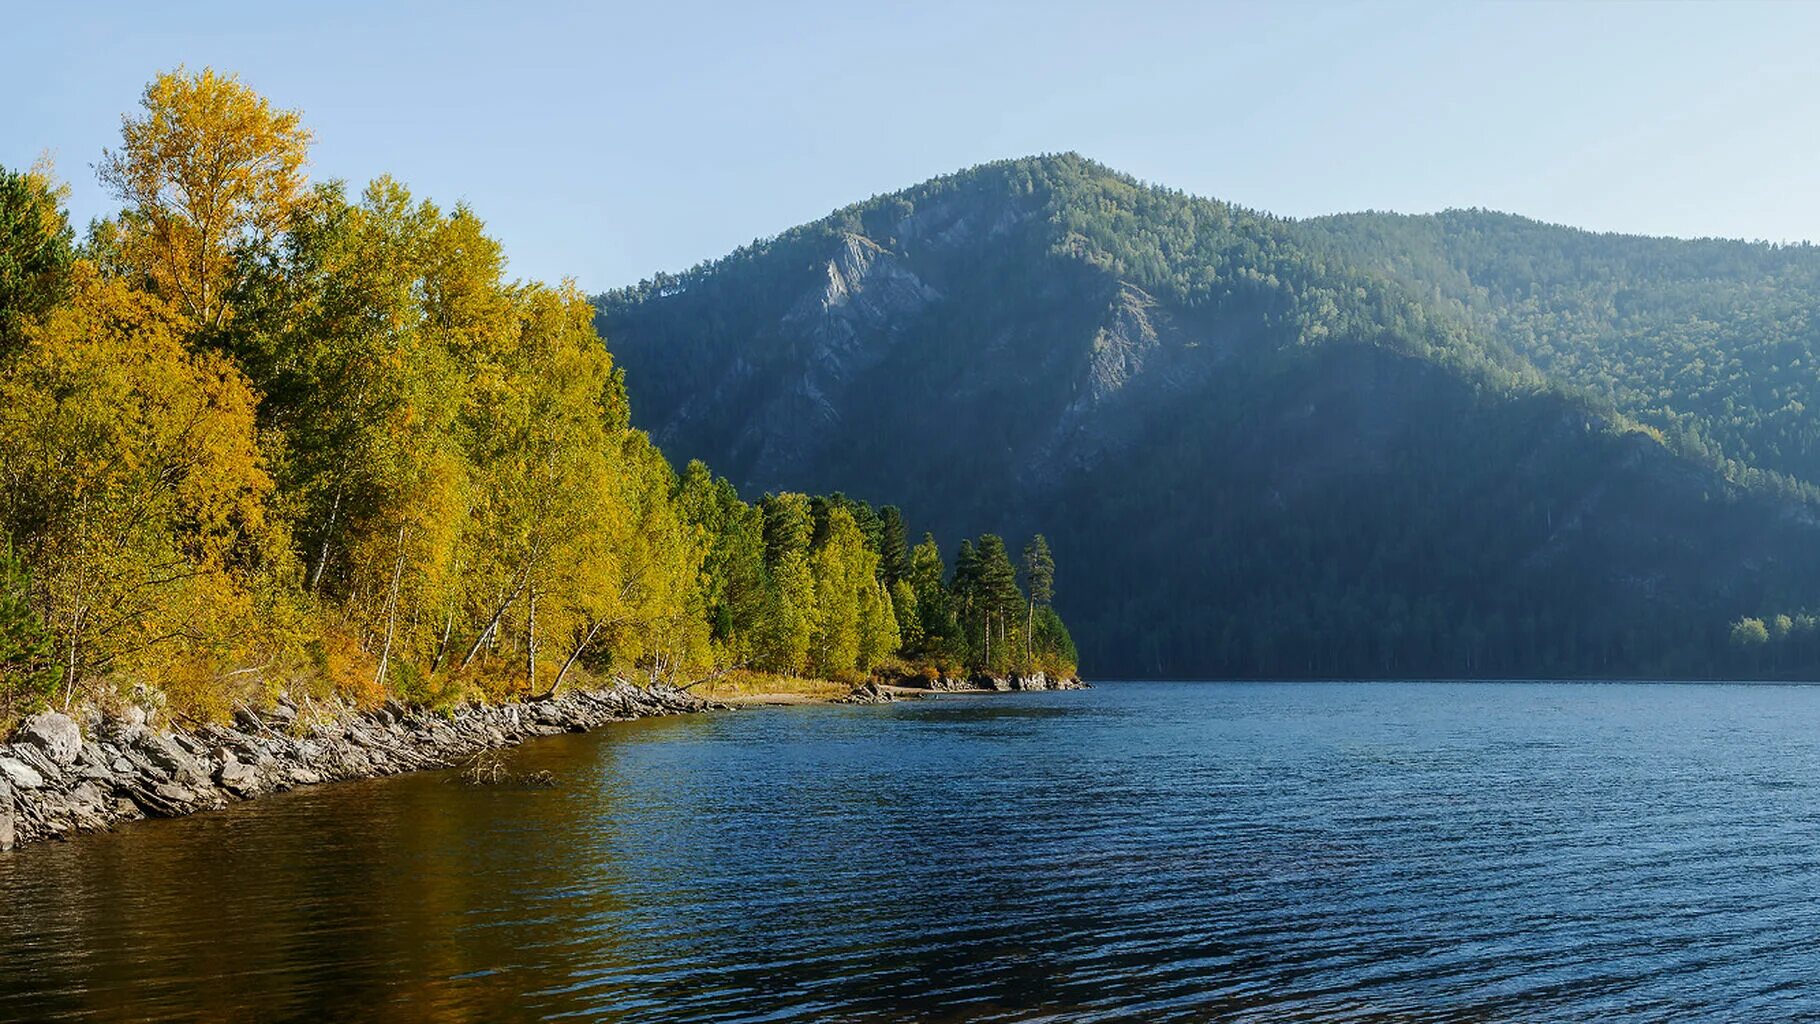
<box><xmin>597</xmin><ymin>154</ymin><xmax>1820</xmax><ymax>679</ymax></box>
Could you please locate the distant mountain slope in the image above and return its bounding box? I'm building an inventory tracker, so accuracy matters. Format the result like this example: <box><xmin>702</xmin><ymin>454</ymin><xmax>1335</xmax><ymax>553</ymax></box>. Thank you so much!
<box><xmin>597</xmin><ymin>154</ymin><xmax>1820</xmax><ymax>678</ymax></box>
<box><xmin>1303</xmin><ymin>209</ymin><xmax>1820</xmax><ymax>495</ymax></box>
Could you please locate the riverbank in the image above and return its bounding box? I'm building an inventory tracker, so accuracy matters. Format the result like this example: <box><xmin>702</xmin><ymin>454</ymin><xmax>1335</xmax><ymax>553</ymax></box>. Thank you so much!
<box><xmin>0</xmin><ymin>672</ymin><xmax>1085</xmax><ymax>851</ymax></box>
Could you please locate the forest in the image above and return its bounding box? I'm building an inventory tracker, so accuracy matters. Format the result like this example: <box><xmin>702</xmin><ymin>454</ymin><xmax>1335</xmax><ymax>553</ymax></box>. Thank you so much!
<box><xmin>599</xmin><ymin>154</ymin><xmax>1820</xmax><ymax>680</ymax></box>
<box><xmin>0</xmin><ymin>70</ymin><xmax>1075</xmax><ymax>730</ymax></box>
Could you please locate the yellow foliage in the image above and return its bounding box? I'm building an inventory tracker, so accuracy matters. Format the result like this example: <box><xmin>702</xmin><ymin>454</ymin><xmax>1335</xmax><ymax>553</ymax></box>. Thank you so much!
<box><xmin>98</xmin><ymin>66</ymin><xmax>311</xmax><ymax>332</ymax></box>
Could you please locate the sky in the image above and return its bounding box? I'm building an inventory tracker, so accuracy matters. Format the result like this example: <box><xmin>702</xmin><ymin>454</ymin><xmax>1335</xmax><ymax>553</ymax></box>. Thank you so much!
<box><xmin>7</xmin><ymin>1</ymin><xmax>1820</xmax><ymax>291</ymax></box>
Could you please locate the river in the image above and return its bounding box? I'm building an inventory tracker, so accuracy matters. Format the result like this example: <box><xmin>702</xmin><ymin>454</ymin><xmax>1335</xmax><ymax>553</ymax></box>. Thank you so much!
<box><xmin>3</xmin><ymin>681</ymin><xmax>1819</xmax><ymax>1021</ymax></box>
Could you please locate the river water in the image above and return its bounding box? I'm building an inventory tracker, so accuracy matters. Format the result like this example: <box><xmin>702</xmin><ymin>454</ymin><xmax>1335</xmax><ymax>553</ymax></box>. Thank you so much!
<box><xmin>3</xmin><ymin>681</ymin><xmax>1819</xmax><ymax>1021</ymax></box>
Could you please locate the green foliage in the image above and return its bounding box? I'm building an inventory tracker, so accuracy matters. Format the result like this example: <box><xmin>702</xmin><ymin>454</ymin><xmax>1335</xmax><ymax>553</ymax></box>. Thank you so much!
<box><xmin>599</xmin><ymin>152</ymin><xmax>1820</xmax><ymax>681</ymax></box>
<box><xmin>0</xmin><ymin>163</ymin><xmax>73</xmax><ymax>346</ymax></box>
<box><xmin>0</xmin><ymin>538</ymin><xmax>60</xmax><ymax>721</ymax></box>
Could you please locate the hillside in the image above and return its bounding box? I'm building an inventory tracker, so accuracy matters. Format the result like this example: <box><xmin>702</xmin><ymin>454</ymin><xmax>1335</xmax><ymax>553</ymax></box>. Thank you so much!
<box><xmin>597</xmin><ymin>154</ymin><xmax>1820</xmax><ymax>679</ymax></box>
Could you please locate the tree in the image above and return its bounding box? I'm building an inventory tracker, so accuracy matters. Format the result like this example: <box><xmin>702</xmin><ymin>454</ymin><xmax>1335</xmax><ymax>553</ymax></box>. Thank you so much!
<box><xmin>98</xmin><ymin>67</ymin><xmax>312</xmax><ymax>332</ymax></box>
<box><xmin>0</xmin><ymin>261</ymin><xmax>296</xmax><ymax>706</ymax></box>
<box><xmin>808</xmin><ymin>507</ymin><xmax>873</xmax><ymax>678</ymax></box>
<box><xmin>1022</xmin><ymin>534</ymin><xmax>1054</xmax><ymax>663</ymax></box>
<box><xmin>877</xmin><ymin>505</ymin><xmax>910</xmax><ymax>587</ymax></box>
<box><xmin>0</xmin><ymin>537</ymin><xmax>60</xmax><ymax>722</ymax></box>
<box><xmin>0</xmin><ymin>160</ymin><xmax>73</xmax><ymax>347</ymax></box>
<box><xmin>1731</xmin><ymin>617</ymin><xmax>1770</xmax><ymax>647</ymax></box>
<box><xmin>973</xmin><ymin>535</ymin><xmax>1023</xmax><ymax>671</ymax></box>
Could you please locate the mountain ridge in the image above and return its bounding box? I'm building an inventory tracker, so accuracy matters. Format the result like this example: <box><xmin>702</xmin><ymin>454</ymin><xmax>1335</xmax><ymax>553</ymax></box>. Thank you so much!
<box><xmin>597</xmin><ymin>153</ymin><xmax>1820</xmax><ymax>678</ymax></box>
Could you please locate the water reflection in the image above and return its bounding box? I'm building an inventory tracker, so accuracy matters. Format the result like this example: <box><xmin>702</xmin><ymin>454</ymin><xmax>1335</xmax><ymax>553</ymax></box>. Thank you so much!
<box><xmin>4</xmin><ymin>683</ymin><xmax>1820</xmax><ymax>1021</ymax></box>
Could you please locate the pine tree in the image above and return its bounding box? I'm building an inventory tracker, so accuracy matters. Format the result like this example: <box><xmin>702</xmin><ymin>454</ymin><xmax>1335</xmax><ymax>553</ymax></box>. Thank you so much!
<box><xmin>973</xmin><ymin>535</ymin><xmax>1022</xmax><ymax>671</ymax></box>
<box><xmin>877</xmin><ymin>505</ymin><xmax>911</xmax><ymax>587</ymax></box>
<box><xmin>1022</xmin><ymin>534</ymin><xmax>1055</xmax><ymax>664</ymax></box>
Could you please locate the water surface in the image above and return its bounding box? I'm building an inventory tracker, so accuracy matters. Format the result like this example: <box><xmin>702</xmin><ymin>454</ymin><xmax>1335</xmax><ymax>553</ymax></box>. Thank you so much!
<box><xmin>4</xmin><ymin>681</ymin><xmax>1820</xmax><ymax>1021</ymax></box>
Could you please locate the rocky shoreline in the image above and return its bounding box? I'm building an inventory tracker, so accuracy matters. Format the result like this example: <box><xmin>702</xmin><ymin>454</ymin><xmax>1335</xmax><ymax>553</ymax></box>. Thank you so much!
<box><xmin>0</xmin><ymin>682</ymin><xmax>720</xmax><ymax>852</ymax></box>
<box><xmin>0</xmin><ymin>672</ymin><xmax>1087</xmax><ymax>852</ymax></box>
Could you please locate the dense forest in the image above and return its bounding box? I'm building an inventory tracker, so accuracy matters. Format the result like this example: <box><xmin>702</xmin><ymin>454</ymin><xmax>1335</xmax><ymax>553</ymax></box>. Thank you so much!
<box><xmin>599</xmin><ymin>154</ymin><xmax>1820</xmax><ymax>680</ymax></box>
<box><xmin>0</xmin><ymin>70</ymin><xmax>1075</xmax><ymax>729</ymax></box>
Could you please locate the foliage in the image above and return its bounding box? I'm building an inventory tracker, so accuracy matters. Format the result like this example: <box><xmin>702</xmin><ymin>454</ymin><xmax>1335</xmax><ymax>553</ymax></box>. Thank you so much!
<box><xmin>0</xmin><ymin>70</ymin><xmax>1077</xmax><ymax>723</ymax></box>
<box><xmin>0</xmin><ymin>160</ymin><xmax>73</xmax><ymax>346</ymax></box>
<box><xmin>0</xmin><ymin>538</ymin><xmax>60</xmax><ymax>723</ymax></box>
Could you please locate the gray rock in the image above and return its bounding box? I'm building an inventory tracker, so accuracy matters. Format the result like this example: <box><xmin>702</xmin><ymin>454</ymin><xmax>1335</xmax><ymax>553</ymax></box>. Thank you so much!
<box><xmin>216</xmin><ymin>757</ymin><xmax>260</xmax><ymax>797</ymax></box>
<box><xmin>0</xmin><ymin>809</ymin><xmax>13</xmax><ymax>851</ymax></box>
<box><xmin>16</xmin><ymin>711</ymin><xmax>82</xmax><ymax>765</ymax></box>
<box><xmin>152</xmin><ymin>782</ymin><xmax>195</xmax><ymax>804</ymax></box>
<box><xmin>0</xmin><ymin>757</ymin><xmax>45</xmax><ymax>790</ymax></box>
<box><xmin>10</xmin><ymin>743</ymin><xmax>62</xmax><ymax>783</ymax></box>
<box><xmin>134</xmin><ymin>733</ymin><xmax>209</xmax><ymax>787</ymax></box>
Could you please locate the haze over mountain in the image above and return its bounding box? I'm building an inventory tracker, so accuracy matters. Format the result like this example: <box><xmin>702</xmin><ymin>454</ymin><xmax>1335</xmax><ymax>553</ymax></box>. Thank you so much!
<box><xmin>597</xmin><ymin>154</ymin><xmax>1820</xmax><ymax>679</ymax></box>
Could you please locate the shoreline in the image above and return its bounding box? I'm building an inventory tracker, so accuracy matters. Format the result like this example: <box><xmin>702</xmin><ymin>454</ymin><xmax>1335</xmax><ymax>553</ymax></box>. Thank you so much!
<box><xmin>0</xmin><ymin>673</ymin><xmax>1085</xmax><ymax>852</ymax></box>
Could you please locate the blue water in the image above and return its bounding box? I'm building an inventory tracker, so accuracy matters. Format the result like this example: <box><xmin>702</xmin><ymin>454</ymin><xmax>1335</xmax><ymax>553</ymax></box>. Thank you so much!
<box><xmin>4</xmin><ymin>681</ymin><xmax>1820</xmax><ymax>1021</ymax></box>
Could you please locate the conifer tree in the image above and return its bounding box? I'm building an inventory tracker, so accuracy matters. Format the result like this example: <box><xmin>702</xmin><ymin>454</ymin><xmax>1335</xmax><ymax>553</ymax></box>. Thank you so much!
<box><xmin>1022</xmin><ymin>534</ymin><xmax>1055</xmax><ymax>664</ymax></box>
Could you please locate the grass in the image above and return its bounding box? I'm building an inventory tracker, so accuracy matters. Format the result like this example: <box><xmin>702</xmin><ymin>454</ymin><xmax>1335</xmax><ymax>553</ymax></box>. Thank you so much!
<box><xmin>691</xmin><ymin>670</ymin><xmax>849</xmax><ymax>702</ymax></box>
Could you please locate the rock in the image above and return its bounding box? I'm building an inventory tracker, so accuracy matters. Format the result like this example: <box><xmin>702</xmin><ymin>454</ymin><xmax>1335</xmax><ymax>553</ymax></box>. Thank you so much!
<box><xmin>10</xmin><ymin>743</ymin><xmax>62</xmax><ymax>783</ymax></box>
<box><xmin>216</xmin><ymin>757</ymin><xmax>260</xmax><ymax>797</ymax></box>
<box><xmin>152</xmin><ymin>782</ymin><xmax>195</xmax><ymax>804</ymax></box>
<box><xmin>266</xmin><ymin>703</ymin><xmax>297</xmax><ymax>730</ymax></box>
<box><xmin>0</xmin><ymin>808</ymin><xmax>13</xmax><ymax>851</ymax></box>
<box><xmin>836</xmin><ymin>681</ymin><xmax>896</xmax><ymax>705</ymax></box>
<box><xmin>135</xmin><ymin>732</ymin><xmax>209</xmax><ymax>787</ymax></box>
<box><xmin>15</xmin><ymin>711</ymin><xmax>82</xmax><ymax>765</ymax></box>
<box><xmin>286</xmin><ymin>767</ymin><xmax>322</xmax><ymax>786</ymax></box>
<box><xmin>0</xmin><ymin>757</ymin><xmax>44</xmax><ymax>790</ymax></box>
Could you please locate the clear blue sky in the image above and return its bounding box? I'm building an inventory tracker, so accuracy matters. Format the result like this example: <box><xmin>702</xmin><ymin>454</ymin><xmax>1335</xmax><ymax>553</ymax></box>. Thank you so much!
<box><xmin>8</xmin><ymin>1</ymin><xmax>1819</xmax><ymax>290</ymax></box>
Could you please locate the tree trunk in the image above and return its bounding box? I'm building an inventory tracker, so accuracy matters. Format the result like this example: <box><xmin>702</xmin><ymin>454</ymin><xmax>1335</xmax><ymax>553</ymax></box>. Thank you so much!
<box><xmin>525</xmin><ymin>587</ymin><xmax>538</xmax><ymax>687</ymax></box>
<box><xmin>373</xmin><ymin>524</ymin><xmax>408</xmax><ymax>688</ymax></box>
<box><xmin>309</xmin><ymin>482</ymin><xmax>344</xmax><ymax>595</ymax></box>
<box><xmin>62</xmin><ymin>606</ymin><xmax>83</xmax><ymax>711</ymax></box>
<box><xmin>1026</xmin><ymin>599</ymin><xmax>1034</xmax><ymax>663</ymax></box>
<box><xmin>551</xmin><ymin>618</ymin><xmax>606</xmax><ymax>694</ymax></box>
<box><xmin>460</xmin><ymin>563</ymin><xmax>531</xmax><ymax>669</ymax></box>
<box><xmin>430</xmin><ymin>607</ymin><xmax>455</xmax><ymax>674</ymax></box>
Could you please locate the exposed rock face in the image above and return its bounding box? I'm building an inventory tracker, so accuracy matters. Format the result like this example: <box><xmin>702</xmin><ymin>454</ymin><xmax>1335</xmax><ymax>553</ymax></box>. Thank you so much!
<box><xmin>16</xmin><ymin>712</ymin><xmax>82</xmax><ymax>766</ymax></box>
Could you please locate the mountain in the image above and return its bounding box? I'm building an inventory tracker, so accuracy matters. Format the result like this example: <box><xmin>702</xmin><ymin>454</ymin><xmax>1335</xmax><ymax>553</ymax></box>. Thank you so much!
<box><xmin>596</xmin><ymin>154</ymin><xmax>1820</xmax><ymax>679</ymax></box>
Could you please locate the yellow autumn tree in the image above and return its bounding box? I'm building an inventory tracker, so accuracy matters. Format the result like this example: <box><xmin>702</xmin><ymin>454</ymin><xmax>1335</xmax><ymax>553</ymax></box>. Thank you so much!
<box><xmin>0</xmin><ymin>262</ymin><xmax>297</xmax><ymax>709</ymax></box>
<box><xmin>98</xmin><ymin>66</ymin><xmax>311</xmax><ymax>332</ymax></box>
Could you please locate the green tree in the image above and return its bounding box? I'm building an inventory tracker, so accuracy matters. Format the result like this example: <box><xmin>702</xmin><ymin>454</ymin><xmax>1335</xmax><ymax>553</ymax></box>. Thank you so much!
<box><xmin>0</xmin><ymin>537</ymin><xmax>60</xmax><ymax>722</ymax></box>
<box><xmin>1022</xmin><ymin>534</ymin><xmax>1054</xmax><ymax>664</ymax></box>
<box><xmin>877</xmin><ymin>505</ymin><xmax>910</xmax><ymax>587</ymax></box>
<box><xmin>973</xmin><ymin>534</ymin><xmax>1023</xmax><ymax>671</ymax></box>
<box><xmin>0</xmin><ymin>161</ymin><xmax>73</xmax><ymax>347</ymax></box>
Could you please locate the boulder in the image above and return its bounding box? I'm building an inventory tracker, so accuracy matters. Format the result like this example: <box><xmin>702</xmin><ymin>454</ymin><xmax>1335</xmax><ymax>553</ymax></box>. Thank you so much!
<box><xmin>0</xmin><ymin>757</ymin><xmax>45</xmax><ymax>790</ymax></box>
<box><xmin>15</xmin><ymin>711</ymin><xmax>82</xmax><ymax>765</ymax></box>
<box><xmin>134</xmin><ymin>732</ymin><xmax>209</xmax><ymax>787</ymax></box>
<box><xmin>216</xmin><ymin>756</ymin><xmax>260</xmax><ymax>797</ymax></box>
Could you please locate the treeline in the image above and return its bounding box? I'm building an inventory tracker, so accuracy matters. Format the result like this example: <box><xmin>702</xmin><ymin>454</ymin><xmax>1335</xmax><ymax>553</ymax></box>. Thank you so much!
<box><xmin>0</xmin><ymin>69</ymin><xmax>1075</xmax><ymax>727</ymax></box>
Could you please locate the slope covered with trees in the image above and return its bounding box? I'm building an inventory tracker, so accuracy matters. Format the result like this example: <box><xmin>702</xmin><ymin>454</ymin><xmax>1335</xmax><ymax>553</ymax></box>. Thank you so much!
<box><xmin>597</xmin><ymin>154</ymin><xmax>1820</xmax><ymax>679</ymax></box>
<box><xmin>0</xmin><ymin>71</ymin><xmax>1074</xmax><ymax>729</ymax></box>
